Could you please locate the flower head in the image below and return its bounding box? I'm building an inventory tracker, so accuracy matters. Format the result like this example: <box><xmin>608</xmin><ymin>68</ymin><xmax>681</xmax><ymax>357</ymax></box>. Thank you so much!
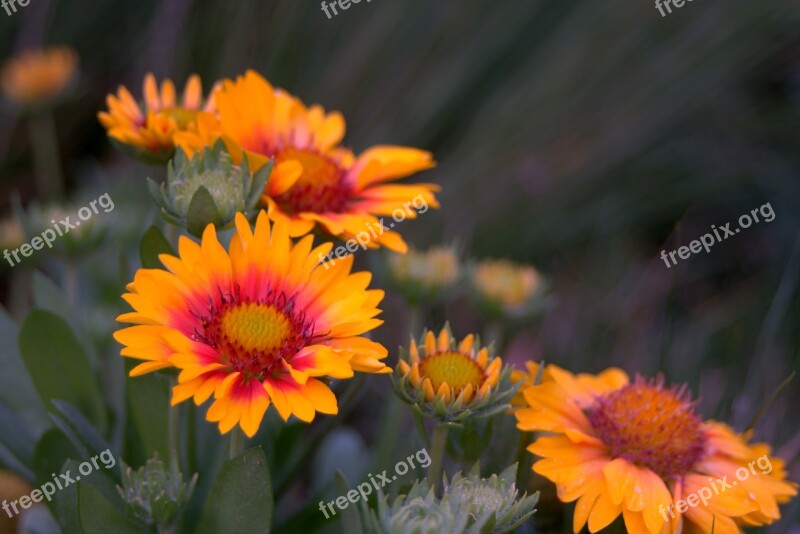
<box><xmin>515</xmin><ymin>365</ymin><xmax>797</xmax><ymax>533</ymax></box>
<box><xmin>98</xmin><ymin>73</ymin><xmax>217</xmax><ymax>163</ymax></box>
<box><xmin>386</xmin><ymin>245</ymin><xmax>460</xmax><ymax>305</ymax></box>
<box><xmin>469</xmin><ymin>259</ymin><xmax>544</xmax><ymax>319</ymax></box>
<box><xmin>114</xmin><ymin>211</ymin><xmax>390</xmax><ymax>437</ymax></box>
<box><xmin>360</xmin><ymin>464</ymin><xmax>538</xmax><ymax>534</ymax></box>
<box><xmin>393</xmin><ymin>325</ymin><xmax>516</xmax><ymax>424</ymax></box>
<box><xmin>1</xmin><ymin>46</ymin><xmax>77</xmax><ymax>109</ymax></box>
<box><xmin>148</xmin><ymin>141</ymin><xmax>271</xmax><ymax>237</ymax></box>
<box><xmin>175</xmin><ymin>70</ymin><xmax>440</xmax><ymax>252</ymax></box>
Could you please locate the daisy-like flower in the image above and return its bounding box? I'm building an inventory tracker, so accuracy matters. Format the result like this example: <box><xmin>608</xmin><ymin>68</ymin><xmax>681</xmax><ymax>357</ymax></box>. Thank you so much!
<box><xmin>393</xmin><ymin>326</ymin><xmax>516</xmax><ymax>423</ymax></box>
<box><xmin>114</xmin><ymin>211</ymin><xmax>390</xmax><ymax>437</ymax></box>
<box><xmin>175</xmin><ymin>70</ymin><xmax>439</xmax><ymax>252</ymax></box>
<box><xmin>0</xmin><ymin>46</ymin><xmax>77</xmax><ymax>108</ymax></box>
<box><xmin>98</xmin><ymin>73</ymin><xmax>217</xmax><ymax>162</ymax></box>
<box><xmin>386</xmin><ymin>245</ymin><xmax>460</xmax><ymax>305</ymax></box>
<box><xmin>515</xmin><ymin>366</ymin><xmax>797</xmax><ymax>534</ymax></box>
<box><xmin>469</xmin><ymin>259</ymin><xmax>544</xmax><ymax>319</ymax></box>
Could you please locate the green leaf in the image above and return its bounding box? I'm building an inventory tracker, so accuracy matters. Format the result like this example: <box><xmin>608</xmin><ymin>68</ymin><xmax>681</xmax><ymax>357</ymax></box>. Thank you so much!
<box><xmin>0</xmin><ymin>307</ymin><xmax>49</xmax><ymax>435</ymax></box>
<box><xmin>247</xmin><ymin>158</ymin><xmax>273</xmax><ymax>208</ymax></box>
<box><xmin>197</xmin><ymin>447</ymin><xmax>273</xmax><ymax>534</ymax></box>
<box><xmin>139</xmin><ymin>225</ymin><xmax>174</xmax><ymax>269</ymax></box>
<box><xmin>146</xmin><ymin>177</ymin><xmax>169</xmax><ymax>211</ymax></box>
<box><xmin>31</xmin><ymin>270</ymin><xmax>99</xmax><ymax>366</ymax></box>
<box><xmin>33</xmin><ymin>430</ymin><xmax>81</xmax><ymax>530</ymax></box>
<box><xmin>18</xmin><ymin>309</ymin><xmax>107</xmax><ymax>431</ymax></box>
<box><xmin>125</xmin><ymin>364</ymin><xmax>170</xmax><ymax>465</ymax></box>
<box><xmin>335</xmin><ymin>470</ymin><xmax>363</xmax><ymax>534</ymax></box>
<box><xmin>0</xmin><ymin>402</ymin><xmax>35</xmax><ymax>477</ymax></box>
<box><xmin>50</xmin><ymin>400</ymin><xmax>118</xmax><ymax>481</ymax></box>
<box><xmin>78</xmin><ymin>482</ymin><xmax>143</xmax><ymax>534</ymax></box>
<box><xmin>186</xmin><ymin>186</ymin><xmax>219</xmax><ymax>238</ymax></box>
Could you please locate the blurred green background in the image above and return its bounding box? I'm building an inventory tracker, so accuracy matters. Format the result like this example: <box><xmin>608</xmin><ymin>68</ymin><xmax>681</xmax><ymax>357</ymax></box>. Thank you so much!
<box><xmin>0</xmin><ymin>0</ymin><xmax>798</xmax><ymax>531</ymax></box>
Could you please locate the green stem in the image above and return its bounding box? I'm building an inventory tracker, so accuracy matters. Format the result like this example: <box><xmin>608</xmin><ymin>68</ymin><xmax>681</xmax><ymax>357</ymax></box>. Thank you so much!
<box><xmin>186</xmin><ymin>402</ymin><xmax>196</xmax><ymax>475</ymax></box>
<box><xmin>63</xmin><ymin>258</ymin><xmax>78</xmax><ymax>307</ymax></box>
<box><xmin>428</xmin><ymin>425</ymin><xmax>449</xmax><ymax>494</ymax></box>
<box><xmin>515</xmin><ymin>430</ymin><xmax>533</xmax><ymax>493</ymax></box>
<box><xmin>167</xmin><ymin>377</ymin><xmax>180</xmax><ymax>471</ymax></box>
<box><xmin>411</xmin><ymin>410</ymin><xmax>431</xmax><ymax>449</ymax></box>
<box><xmin>229</xmin><ymin>427</ymin><xmax>245</xmax><ymax>460</ymax></box>
<box><xmin>28</xmin><ymin>112</ymin><xmax>64</xmax><ymax>202</ymax></box>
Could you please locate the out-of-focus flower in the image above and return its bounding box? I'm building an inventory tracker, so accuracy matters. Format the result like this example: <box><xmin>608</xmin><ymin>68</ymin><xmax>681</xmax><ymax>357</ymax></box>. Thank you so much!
<box><xmin>114</xmin><ymin>211</ymin><xmax>390</xmax><ymax>437</ymax></box>
<box><xmin>393</xmin><ymin>325</ymin><xmax>516</xmax><ymax>424</ymax></box>
<box><xmin>386</xmin><ymin>245</ymin><xmax>460</xmax><ymax>305</ymax></box>
<box><xmin>515</xmin><ymin>366</ymin><xmax>798</xmax><ymax>533</ymax></box>
<box><xmin>468</xmin><ymin>259</ymin><xmax>545</xmax><ymax>320</ymax></box>
<box><xmin>175</xmin><ymin>70</ymin><xmax>439</xmax><ymax>252</ymax></box>
<box><xmin>359</xmin><ymin>464</ymin><xmax>538</xmax><ymax>534</ymax></box>
<box><xmin>0</xmin><ymin>470</ymin><xmax>33</xmax><ymax>532</ymax></box>
<box><xmin>117</xmin><ymin>455</ymin><xmax>197</xmax><ymax>530</ymax></box>
<box><xmin>509</xmin><ymin>360</ymin><xmax>550</xmax><ymax>408</ymax></box>
<box><xmin>148</xmin><ymin>141</ymin><xmax>271</xmax><ymax>237</ymax></box>
<box><xmin>18</xmin><ymin>202</ymin><xmax>107</xmax><ymax>257</ymax></box>
<box><xmin>0</xmin><ymin>46</ymin><xmax>77</xmax><ymax>109</ymax></box>
<box><xmin>0</xmin><ymin>216</ymin><xmax>25</xmax><ymax>251</ymax></box>
<box><xmin>98</xmin><ymin>73</ymin><xmax>217</xmax><ymax>163</ymax></box>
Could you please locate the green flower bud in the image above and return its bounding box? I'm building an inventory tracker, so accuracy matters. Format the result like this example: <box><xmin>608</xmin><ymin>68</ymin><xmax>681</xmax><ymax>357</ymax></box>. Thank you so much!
<box><xmin>148</xmin><ymin>140</ymin><xmax>271</xmax><ymax>237</ymax></box>
<box><xmin>360</xmin><ymin>464</ymin><xmax>538</xmax><ymax>534</ymax></box>
<box><xmin>117</xmin><ymin>455</ymin><xmax>197</xmax><ymax>530</ymax></box>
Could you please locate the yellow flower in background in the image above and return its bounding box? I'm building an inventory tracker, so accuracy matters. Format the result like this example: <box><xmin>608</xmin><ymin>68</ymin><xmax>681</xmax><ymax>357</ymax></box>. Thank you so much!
<box><xmin>515</xmin><ymin>366</ymin><xmax>797</xmax><ymax>534</ymax></box>
<box><xmin>0</xmin><ymin>216</ymin><xmax>24</xmax><ymax>252</ymax></box>
<box><xmin>509</xmin><ymin>360</ymin><xmax>551</xmax><ymax>408</ymax></box>
<box><xmin>175</xmin><ymin>70</ymin><xmax>440</xmax><ymax>252</ymax></box>
<box><xmin>0</xmin><ymin>470</ymin><xmax>33</xmax><ymax>532</ymax></box>
<box><xmin>386</xmin><ymin>245</ymin><xmax>460</xmax><ymax>304</ymax></box>
<box><xmin>469</xmin><ymin>259</ymin><xmax>544</xmax><ymax>319</ymax></box>
<box><xmin>0</xmin><ymin>46</ymin><xmax>77</xmax><ymax>107</ymax></box>
<box><xmin>393</xmin><ymin>325</ymin><xmax>516</xmax><ymax>423</ymax></box>
<box><xmin>114</xmin><ymin>211</ymin><xmax>390</xmax><ymax>437</ymax></box>
<box><xmin>98</xmin><ymin>73</ymin><xmax>218</xmax><ymax>162</ymax></box>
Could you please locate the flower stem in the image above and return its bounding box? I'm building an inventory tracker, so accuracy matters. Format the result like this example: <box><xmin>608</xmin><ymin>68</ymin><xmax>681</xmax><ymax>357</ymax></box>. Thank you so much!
<box><xmin>515</xmin><ymin>430</ymin><xmax>533</xmax><ymax>493</ymax></box>
<box><xmin>28</xmin><ymin>112</ymin><xmax>64</xmax><ymax>202</ymax></box>
<box><xmin>167</xmin><ymin>377</ymin><xmax>180</xmax><ymax>472</ymax></box>
<box><xmin>229</xmin><ymin>427</ymin><xmax>245</xmax><ymax>460</ymax></box>
<box><xmin>63</xmin><ymin>258</ymin><xmax>78</xmax><ymax>307</ymax></box>
<box><xmin>428</xmin><ymin>424</ymin><xmax>449</xmax><ymax>494</ymax></box>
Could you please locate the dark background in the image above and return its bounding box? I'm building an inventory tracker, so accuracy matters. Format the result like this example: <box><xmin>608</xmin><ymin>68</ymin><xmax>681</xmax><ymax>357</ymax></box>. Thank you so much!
<box><xmin>0</xmin><ymin>0</ymin><xmax>798</xmax><ymax>531</ymax></box>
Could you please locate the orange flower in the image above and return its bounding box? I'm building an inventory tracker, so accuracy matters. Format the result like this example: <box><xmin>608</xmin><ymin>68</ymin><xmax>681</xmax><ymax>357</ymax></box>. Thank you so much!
<box><xmin>114</xmin><ymin>211</ymin><xmax>389</xmax><ymax>437</ymax></box>
<box><xmin>515</xmin><ymin>366</ymin><xmax>797</xmax><ymax>533</ymax></box>
<box><xmin>176</xmin><ymin>70</ymin><xmax>439</xmax><ymax>252</ymax></box>
<box><xmin>1</xmin><ymin>46</ymin><xmax>77</xmax><ymax>107</ymax></box>
<box><xmin>98</xmin><ymin>73</ymin><xmax>217</xmax><ymax>161</ymax></box>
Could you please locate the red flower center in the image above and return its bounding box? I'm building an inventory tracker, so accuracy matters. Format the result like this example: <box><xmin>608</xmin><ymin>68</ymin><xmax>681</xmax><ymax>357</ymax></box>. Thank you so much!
<box><xmin>587</xmin><ymin>377</ymin><xmax>707</xmax><ymax>478</ymax></box>
<box><xmin>273</xmin><ymin>148</ymin><xmax>352</xmax><ymax>214</ymax></box>
<box><xmin>193</xmin><ymin>288</ymin><xmax>316</xmax><ymax>379</ymax></box>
